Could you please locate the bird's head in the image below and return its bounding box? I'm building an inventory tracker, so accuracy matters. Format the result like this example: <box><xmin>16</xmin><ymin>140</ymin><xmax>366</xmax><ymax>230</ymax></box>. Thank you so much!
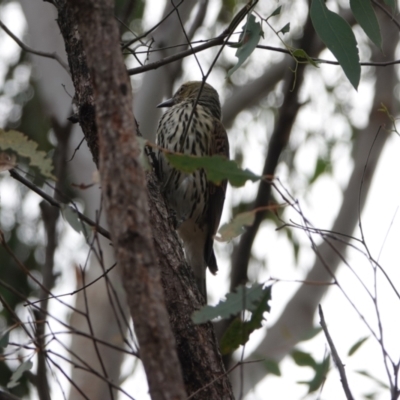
<box><xmin>157</xmin><ymin>81</ymin><xmax>221</xmax><ymax>120</ymax></box>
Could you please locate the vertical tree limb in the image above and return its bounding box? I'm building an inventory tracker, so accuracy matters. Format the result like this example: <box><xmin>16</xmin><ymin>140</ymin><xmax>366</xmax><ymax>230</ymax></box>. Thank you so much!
<box><xmin>66</xmin><ymin>0</ymin><xmax>186</xmax><ymax>399</ymax></box>
<box><xmin>55</xmin><ymin>0</ymin><xmax>234</xmax><ymax>398</ymax></box>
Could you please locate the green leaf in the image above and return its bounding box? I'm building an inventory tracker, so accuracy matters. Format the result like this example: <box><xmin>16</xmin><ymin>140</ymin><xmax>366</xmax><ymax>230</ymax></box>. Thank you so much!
<box><xmin>220</xmin><ymin>317</ymin><xmax>253</xmax><ymax>354</ymax></box>
<box><xmin>279</xmin><ymin>22</ymin><xmax>290</xmax><ymax>35</ymax></box>
<box><xmin>269</xmin><ymin>5</ymin><xmax>282</xmax><ymax>18</ymax></box>
<box><xmin>350</xmin><ymin>0</ymin><xmax>381</xmax><ymax>48</ymax></box>
<box><xmin>292</xmin><ymin>48</ymin><xmax>319</xmax><ymax>67</ymax></box>
<box><xmin>291</xmin><ymin>349</ymin><xmax>317</xmax><ymax>367</ymax></box>
<box><xmin>356</xmin><ymin>370</ymin><xmax>390</xmax><ymax>389</ymax></box>
<box><xmin>348</xmin><ymin>336</ymin><xmax>369</xmax><ymax>356</ymax></box>
<box><xmin>61</xmin><ymin>204</ymin><xmax>85</xmax><ymax>235</ymax></box>
<box><xmin>165</xmin><ymin>153</ymin><xmax>261</xmax><ymax>187</ymax></box>
<box><xmin>192</xmin><ymin>283</ymin><xmax>269</xmax><ymax>324</ymax></box>
<box><xmin>298</xmin><ymin>355</ymin><xmax>330</xmax><ymax>393</ymax></box>
<box><xmin>309</xmin><ymin>157</ymin><xmax>331</xmax><ymax>184</ymax></box>
<box><xmin>364</xmin><ymin>393</ymin><xmax>378</xmax><ymax>400</ymax></box>
<box><xmin>7</xmin><ymin>360</ymin><xmax>33</xmax><ymax>389</ymax></box>
<box><xmin>383</xmin><ymin>0</ymin><xmax>396</xmax><ymax>11</ymax></box>
<box><xmin>263</xmin><ymin>359</ymin><xmax>281</xmax><ymax>376</ymax></box>
<box><xmin>216</xmin><ymin>210</ymin><xmax>256</xmax><ymax>242</ymax></box>
<box><xmin>0</xmin><ymin>331</ymin><xmax>10</xmax><ymax>348</ymax></box>
<box><xmin>310</xmin><ymin>0</ymin><xmax>360</xmax><ymax>89</ymax></box>
<box><xmin>0</xmin><ymin>129</ymin><xmax>55</xmax><ymax>179</ymax></box>
<box><xmin>220</xmin><ymin>287</ymin><xmax>272</xmax><ymax>354</ymax></box>
<box><xmin>227</xmin><ymin>14</ymin><xmax>264</xmax><ymax>77</ymax></box>
<box><xmin>299</xmin><ymin>327</ymin><xmax>322</xmax><ymax>342</ymax></box>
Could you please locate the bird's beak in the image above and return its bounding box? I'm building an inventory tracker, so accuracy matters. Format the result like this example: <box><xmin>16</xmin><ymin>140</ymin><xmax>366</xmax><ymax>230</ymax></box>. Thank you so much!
<box><xmin>157</xmin><ymin>98</ymin><xmax>174</xmax><ymax>108</ymax></box>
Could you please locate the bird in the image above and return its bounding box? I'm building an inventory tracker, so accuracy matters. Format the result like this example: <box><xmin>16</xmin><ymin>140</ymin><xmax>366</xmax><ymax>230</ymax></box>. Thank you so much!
<box><xmin>155</xmin><ymin>81</ymin><xmax>229</xmax><ymax>301</ymax></box>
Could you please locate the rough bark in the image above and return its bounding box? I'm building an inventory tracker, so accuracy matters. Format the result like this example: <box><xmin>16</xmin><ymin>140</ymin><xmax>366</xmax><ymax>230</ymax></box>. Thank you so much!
<box><xmin>18</xmin><ymin>2</ymin><xmax>129</xmax><ymax>399</ymax></box>
<box><xmin>56</xmin><ymin>0</ymin><xmax>233</xmax><ymax>398</ymax></box>
<box><xmin>66</xmin><ymin>0</ymin><xmax>186</xmax><ymax>399</ymax></box>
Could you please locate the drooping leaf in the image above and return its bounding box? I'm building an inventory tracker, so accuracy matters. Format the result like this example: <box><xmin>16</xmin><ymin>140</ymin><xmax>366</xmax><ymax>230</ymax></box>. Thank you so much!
<box><xmin>0</xmin><ymin>331</ymin><xmax>10</xmax><ymax>348</ymax></box>
<box><xmin>348</xmin><ymin>336</ymin><xmax>369</xmax><ymax>356</ymax></box>
<box><xmin>192</xmin><ymin>283</ymin><xmax>269</xmax><ymax>324</ymax></box>
<box><xmin>219</xmin><ymin>287</ymin><xmax>271</xmax><ymax>354</ymax></box>
<box><xmin>165</xmin><ymin>153</ymin><xmax>261</xmax><ymax>187</ymax></box>
<box><xmin>310</xmin><ymin>0</ymin><xmax>360</xmax><ymax>89</ymax></box>
<box><xmin>279</xmin><ymin>22</ymin><xmax>290</xmax><ymax>35</ymax></box>
<box><xmin>299</xmin><ymin>327</ymin><xmax>323</xmax><ymax>342</ymax></box>
<box><xmin>0</xmin><ymin>129</ymin><xmax>55</xmax><ymax>179</ymax></box>
<box><xmin>309</xmin><ymin>157</ymin><xmax>331</xmax><ymax>184</ymax></box>
<box><xmin>350</xmin><ymin>0</ymin><xmax>381</xmax><ymax>48</ymax></box>
<box><xmin>268</xmin><ymin>5</ymin><xmax>282</xmax><ymax>18</ymax></box>
<box><xmin>356</xmin><ymin>370</ymin><xmax>390</xmax><ymax>389</ymax></box>
<box><xmin>7</xmin><ymin>360</ymin><xmax>33</xmax><ymax>389</ymax></box>
<box><xmin>61</xmin><ymin>204</ymin><xmax>86</xmax><ymax>235</ymax></box>
<box><xmin>216</xmin><ymin>210</ymin><xmax>256</xmax><ymax>242</ymax></box>
<box><xmin>298</xmin><ymin>355</ymin><xmax>330</xmax><ymax>393</ymax></box>
<box><xmin>263</xmin><ymin>359</ymin><xmax>281</xmax><ymax>376</ymax></box>
<box><xmin>383</xmin><ymin>0</ymin><xmax>396</xmax><ymax>11</ymax></box>
<box><xmin>227</xmin><ymin>14</ymin><xmax>264</xmax><ymax>77</ymax></box>
<box><xmin>291</xmin><ymin>349</ymin><xmax>317</xmax><ymax>367</ymax></box>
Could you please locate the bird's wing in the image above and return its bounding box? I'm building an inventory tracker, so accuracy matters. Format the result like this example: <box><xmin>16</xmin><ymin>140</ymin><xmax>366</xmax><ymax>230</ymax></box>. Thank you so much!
<box><xmin>204</xmin><ymin>119</ymin><xmax>229</xmax><ymax>274</ymax></box>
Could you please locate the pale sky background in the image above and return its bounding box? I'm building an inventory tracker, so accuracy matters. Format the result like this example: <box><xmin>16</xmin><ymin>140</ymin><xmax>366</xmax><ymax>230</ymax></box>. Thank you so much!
<box><xmin>1</xmin><ymin>0</ymin><xmax>400</xmax><ymax>399</ymax></box>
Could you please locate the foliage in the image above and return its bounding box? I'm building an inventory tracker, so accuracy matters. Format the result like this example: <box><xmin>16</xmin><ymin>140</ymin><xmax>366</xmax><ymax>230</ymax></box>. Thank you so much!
<box><xmin>7</xmin><ymin>360</ymin><xmax>32</xmax><ymax>389</ymax></box>
<box><xmin>165</xmin><ymin>152</ymin><xmax>261</xmax><ymax>187</ymax></box>
<box><xmin>220</xmin><ymin>286</ymin><xmax>271</xmax><ymax>354</ymax></box>
<box><xmin>0</xmin><ymin>129</ymin><xmax>55</xmax><ymax>179</ymax></box>
<box><xmin>227</xmin><ymin>13</ymin><xmax>264</xmax><ymax>77</ymax></box>
<box><xmin>216</xmin><ymin>210</ymin><xmax>256</xmax><ymax>242</ymax></box>
<box><xmin>310</xmin><ymin>0</ymin><xmax>360</xmax><ymax>89</ymax></box>
<box><xmin>192</xmin><ymin>283</ymin><xmax>270</xmax><ymax>323</ymax></box>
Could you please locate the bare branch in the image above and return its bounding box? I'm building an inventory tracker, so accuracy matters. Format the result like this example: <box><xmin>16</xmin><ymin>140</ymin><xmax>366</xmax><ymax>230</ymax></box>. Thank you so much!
<box><xmin>127</xmin><ymin>1</ymin><xmax>257</xmax><ymax>76</ymax></box>
<box><xmin>8</xmin><ymin>169</ymin><xmax>111</xmax><ymax>240</ymax></box>
<box><xmin>0</xmin><ymin>20</ymin><xmax>70</xmax><ymax>73</ymax></box>
<box><xmin>230</xmin><ymin>11</ymin><xmax>398</xmax><ymax>396</ymax></box>
<box><xmin>67</xmin><ymin>0</ymin><xmax>187</xmax><ymax>398</ymax></box>
<box><xmin>319</xmin><ymin>305</ymin><xmax>355</xmax><ymax>400</ymax></box>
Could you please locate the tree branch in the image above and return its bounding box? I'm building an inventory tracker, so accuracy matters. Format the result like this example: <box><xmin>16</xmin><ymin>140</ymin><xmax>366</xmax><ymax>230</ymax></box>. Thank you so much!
<box><xmin>0</xmin><ymin>20</ymin><xmax>69</xmax><ymax>73</ymax></box>
<box><xmin>230</xmin><ymin>10</ymin><xmax>397</xmax><ymax>396</ymax></box>
<box><xmin>8</xmin><ymin>169</ymin><xmax>111</xmax><ymax>240</ymax></box>
<box><xmin>66</xmin><ymin>0</ymin><xmax>186</xmax><ymax>398</ymax></box>
<box><xmin>55</xmin><ymin>0</ymin><xmax>234</xmax><ymax>398</ymax></box>
<box><xmin>319</xmin><ymin>305</ymin><xmax>355</xmax><ymax>400</ymax></box>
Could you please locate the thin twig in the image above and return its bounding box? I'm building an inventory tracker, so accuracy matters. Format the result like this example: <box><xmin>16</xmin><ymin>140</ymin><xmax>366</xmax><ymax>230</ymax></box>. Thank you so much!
<box><xmin>127</xmin><ymin>38</ymin><xmax>400</xmax><ymax>76</ymax></box>
<box><xmin>127</xmin><ymin>1</ymin><xmax>255</xmax><ymax>75</ymax></box>
<box><xmin>0</xmin><ymin>20</ymin><xmax>70</xmax><ymax>73</ymax></box>
<box><xmin>9</xmin><ymin>169</ymin><xmax>111</xmax><ymax>240</ymax></box>
<box><xmin>372</xmin><ymin>0</ymin><xmax>400</xmax><ymax>30</ymax></box>
<box><xmin>318</xmin><ymin>305</ymin><xmax>355</xmax><ymax>400</ymax></box>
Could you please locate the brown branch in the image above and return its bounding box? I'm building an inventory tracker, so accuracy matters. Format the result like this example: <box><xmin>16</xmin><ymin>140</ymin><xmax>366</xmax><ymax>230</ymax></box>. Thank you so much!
<box><xmin>372</xmin><ymin>0</ymin><xmax>400</xmax><ymax>30</ymax></box>
<box><xmin>8</xmin><ymin>169</ymin><xmax>111</xmax><ymax>240</ymax></box>
<box><xmin>35</xmin><ymin>118</ymin><xmax>72</xmax><ymax>400</ymax></box>
<box><xmin>56</xmin><ymin>0</ymin><xmax>235</xmax><ymax>397</ymax></box>
<box><xmin>0</xmin><ymin>20</ymin><xmax>69</xmax><ymax>73</ymax></box>
<box><xmin>319</xmin><ymin>305</ymin><xmax>355</xmax><ymax>400</ymax></box>
<box><xmin>229</xmin><ymin>13</ymin><xmax>317</xmax><ymax>292</ymax></box>
<box><xmin>128</xmin><ymin>39</ymin><xmax>400</xmax><ymax>76</ymax></box>
<box><xmin>127</xmin><ymin>1</ymin><xmax>256</xmax><ymax>76</ymax></box>
<box><xmin>66</xmin><ymin>0</ymin><xmax>186</xmax><ymax>399</ymax></box>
